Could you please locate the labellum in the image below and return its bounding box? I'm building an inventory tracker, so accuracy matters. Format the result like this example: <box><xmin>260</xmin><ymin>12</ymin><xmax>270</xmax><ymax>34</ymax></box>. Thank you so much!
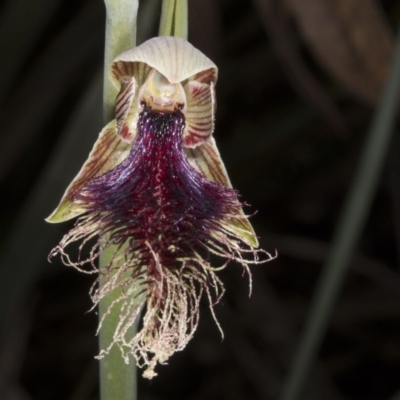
<box><xmin>47</xmin><ymin>36</ymin><xmax>272</xmax><ymax>378</ymax></box>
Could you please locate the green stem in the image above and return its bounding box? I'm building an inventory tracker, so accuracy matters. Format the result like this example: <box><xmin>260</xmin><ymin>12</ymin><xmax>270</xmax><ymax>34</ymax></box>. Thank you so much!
<box><xmin>103</xmin><ymin>0</ymin><xmax>139</xmax><ymax>123</ymax></box>
<box><xmin>159</xmin><ymin>0</ymin><xmax>175</xmax><ymax>36</ymax></box>
<box><xmin>100</xmin><ymin>1</ymin><xmax>138</xmax><ymax>400</ymax></box>
<box><xmin>159</xmin><ymin>0</ymin><xmax>188</xmax><ymax>39</ymax></box>
<box><xmin>173</xmin><ymin>0</ymin><xmax>188</xmax><ymax>39</ymax></box>
<box><xmin>280</xmin><ymin>25</ymin><xmax>400</xmax><ymax>400</ymax></box>
<box><xmin>99</xmin><ymin>249</ymin><xmax>139</xmax><ymax>400</ymax></box>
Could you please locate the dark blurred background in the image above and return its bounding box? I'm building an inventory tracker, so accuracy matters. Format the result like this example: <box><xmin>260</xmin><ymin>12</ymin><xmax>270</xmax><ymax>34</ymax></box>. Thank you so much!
<box><xmin>1</xmin><ymin>0</ymin><xmax>400</xmax><ymax>399</ymax></box>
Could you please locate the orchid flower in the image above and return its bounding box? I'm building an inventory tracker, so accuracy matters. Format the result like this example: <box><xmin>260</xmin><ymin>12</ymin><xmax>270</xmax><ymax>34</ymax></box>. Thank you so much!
<box><xmin>47</xmin><ymin>36</ymin><xmax>272</xmax><ymax>378</ymax></box>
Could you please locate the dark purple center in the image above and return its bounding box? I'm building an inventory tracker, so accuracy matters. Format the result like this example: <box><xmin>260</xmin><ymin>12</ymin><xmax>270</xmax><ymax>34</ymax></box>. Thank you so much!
<box><xmin>77</xmin><ymin>107</ymin><xmax>240</xmax><ymax>275</ymax></box>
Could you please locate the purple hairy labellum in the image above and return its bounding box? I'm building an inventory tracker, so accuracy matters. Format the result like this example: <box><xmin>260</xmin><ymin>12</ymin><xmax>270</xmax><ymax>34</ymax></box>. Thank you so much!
<box><xmin>47</xmin><ymin>36</ymin><xmax>274</xmax><ymax>378</ymax></box>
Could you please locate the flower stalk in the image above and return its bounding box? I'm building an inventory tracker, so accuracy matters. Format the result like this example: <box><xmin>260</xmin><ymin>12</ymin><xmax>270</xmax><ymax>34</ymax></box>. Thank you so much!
<box><xmin>159</xmin><ymin>0</ymin><xmax>175</xmax><ymax>37</ymax></box>
<box><xmin>173</xmin><ymin>0</ymin><xmax>188</xmax><ymax>39</ymax></box>
<box><xmin>103</xmin><ymin>0</ymin><xmax>139</xmax><ymax>122</ymax></box>
<box><xmin>159</xmin><ymin>0</ymin><xmax>187</xmax><ymax>39</ymax></box>
<box><xmin>100</xmin><ymin>0</ymin><xmax>138</xmax><ymax>399</ymax></box>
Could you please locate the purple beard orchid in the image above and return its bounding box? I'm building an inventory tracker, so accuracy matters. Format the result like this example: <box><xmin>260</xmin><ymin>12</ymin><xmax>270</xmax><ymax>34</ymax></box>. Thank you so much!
<box><xmin>47</xmin><ymin>36</ymin><xmax>273</xmax><ymax>378</ymax></box>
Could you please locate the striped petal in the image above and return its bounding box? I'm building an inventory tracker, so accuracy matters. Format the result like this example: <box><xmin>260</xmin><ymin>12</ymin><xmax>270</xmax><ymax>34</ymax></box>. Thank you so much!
<box><xmin>185</xmin><ymin>138</ymin><xmax>259</xmax><ymax>247</ymax></box>
<box><xmin>46</xmin><ymin>120</ymin><xmax>131</xmax><ymax>223</ymax></box>
<box><xmin>115</xmin><ymin>76</ymin><xmax>137</xmax><ymax>142</ymax></box>
<box><xmin>111</xmin><ymin>57</ymin><xmax>152</xmax><ymax>89</ymax></box>
<box><xmin>111</xmin><ymin>36</ymin><xmax>217</xmax><ymax>86</ymax></box>
<box><xmin>183</xmin><ymin>81</ymin><xmax>215</xmax><ymax>147</ymax></box>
